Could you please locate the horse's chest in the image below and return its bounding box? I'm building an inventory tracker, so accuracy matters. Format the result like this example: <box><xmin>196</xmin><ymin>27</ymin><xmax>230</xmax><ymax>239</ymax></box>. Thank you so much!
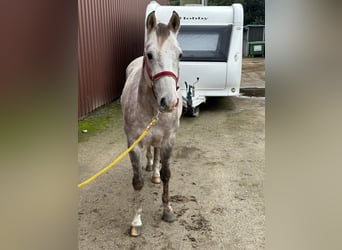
<box><xmin>150</xmin><ymin>135</ymin><xmax>162</xmax><ymax>148</ymax></box>
<box><xmin>143</xmin><ymin>125</ymin><xmax>173</xmax><ymax>147</ymax></box>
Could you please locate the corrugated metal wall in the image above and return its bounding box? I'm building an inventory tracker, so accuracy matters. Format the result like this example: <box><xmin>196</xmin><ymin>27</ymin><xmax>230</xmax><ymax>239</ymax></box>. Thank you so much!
<box><xmin>78</xmin><ymin>0</ymin><xmax>169</xmax><ymax>118</ymax></box>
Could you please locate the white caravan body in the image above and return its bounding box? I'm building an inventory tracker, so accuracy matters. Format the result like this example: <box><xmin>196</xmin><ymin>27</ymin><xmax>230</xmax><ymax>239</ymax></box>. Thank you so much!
<box><xmin>145</xmin><ymin>1</ymin><xmax>244</xmax><ymax>112</ymax></box>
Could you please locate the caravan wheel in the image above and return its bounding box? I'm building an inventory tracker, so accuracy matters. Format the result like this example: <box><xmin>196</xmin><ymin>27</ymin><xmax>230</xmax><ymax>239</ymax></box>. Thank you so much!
<box><xmin>191</xmin><ymin>107</ymin><xmax>200</xmax><ymax>117</ymax></box>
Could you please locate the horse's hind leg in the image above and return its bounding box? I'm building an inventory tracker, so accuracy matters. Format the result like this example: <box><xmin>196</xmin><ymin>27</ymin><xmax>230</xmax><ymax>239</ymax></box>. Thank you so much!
<box><xmin>160</xmin><ymin>143</ymin><xmax>177</xmax><ymax>222</ymax></box>
<box><xmin>128</xmin><ymin>145</ymin><xmax>144</xmax><ymax>237</ymax></box>
<box><xmin>146</xmin><ymin>146</ymin><xmax>161</xmax><ymax>184</ymax></box>
<box><xmin>145</xmin><ymin>146</ymin><xmax>153</xmax><ymax>171</ymax></box>
<box><xmin>151</xmin><ymin>147</ymin><xmax>161</xmax><ymax>184</ymax></box>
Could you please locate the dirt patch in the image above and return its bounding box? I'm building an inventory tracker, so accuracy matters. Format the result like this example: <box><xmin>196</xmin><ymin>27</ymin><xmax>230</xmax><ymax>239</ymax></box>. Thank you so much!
<box><xmin>241</xmin><ymin>57</ymin><xmax>265</xmax><ymax>88</ymax></box>
<box><xmin>180</xmin><ymin>213</ymin><xmax>212</xmax><ymax>233</ymax></box>
<box><xmin>174</xmin><ymin>146</ymin><xmax>203</xmax><ymax>159</ymax></box>
<box><xmin>180</xmin><ymin>212</ymin><xmax>213</xmax><ymax>248</ymax></box>
<box><xmin>78</xmin><ymin>58</ymin><xmax>265</xmax><ymax>249</ymax></box>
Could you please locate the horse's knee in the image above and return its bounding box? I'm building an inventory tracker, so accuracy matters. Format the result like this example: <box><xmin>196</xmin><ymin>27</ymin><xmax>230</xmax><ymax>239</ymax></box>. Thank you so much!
<box><xmin>132</xmin><ymin>175</ymin><xmax>144</xmax><ymax>190</ymax></box>
<box><xmin>160</xmin><ymin>166</ymin><xmax>171</xmax><ymax>182</ymax></box>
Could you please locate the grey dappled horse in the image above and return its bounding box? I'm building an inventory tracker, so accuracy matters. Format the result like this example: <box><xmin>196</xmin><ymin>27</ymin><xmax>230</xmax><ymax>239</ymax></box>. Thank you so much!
<box><xmin>121</xmin><ymin>11</ymin><xmax>182</xmax><ymax>237</ymax></box>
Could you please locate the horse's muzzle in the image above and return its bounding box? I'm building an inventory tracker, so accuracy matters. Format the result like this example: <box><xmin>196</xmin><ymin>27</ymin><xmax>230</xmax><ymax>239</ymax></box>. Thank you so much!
<box><xmin>159</xmin><ymin>97</ymin><xmax>179</xmax><ymax>112</ymax></box>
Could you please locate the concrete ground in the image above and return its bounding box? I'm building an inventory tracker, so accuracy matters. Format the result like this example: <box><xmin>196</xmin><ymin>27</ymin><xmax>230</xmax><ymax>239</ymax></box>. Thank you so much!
<box><xmin>78</xmin><ymin>57</ymin><xmax>265</xmax><ymax>249</ymax></box>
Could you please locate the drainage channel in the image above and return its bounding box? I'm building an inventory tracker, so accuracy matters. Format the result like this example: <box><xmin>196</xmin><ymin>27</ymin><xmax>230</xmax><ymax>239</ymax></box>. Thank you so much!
<box><xmin>239</xmin><ymin>87</ymin><xmax>265</xmax><ymax>97</ymax></box>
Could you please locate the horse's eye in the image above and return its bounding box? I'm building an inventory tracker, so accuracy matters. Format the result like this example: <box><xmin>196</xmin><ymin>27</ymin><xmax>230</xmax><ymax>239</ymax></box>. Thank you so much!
<box><xmin>147</xmin><ymin>53</ymin><xmax>153</xmax><ymax>60</ymax></box>
<box><xmin>179</xmin><ymin>53</ymin><xmax>182</xmax><ymax>59</ymax></box>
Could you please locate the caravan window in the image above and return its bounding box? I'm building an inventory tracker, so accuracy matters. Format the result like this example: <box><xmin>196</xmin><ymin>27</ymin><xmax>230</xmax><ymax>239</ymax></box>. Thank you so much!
<box><xmin>178</xmin><ymin>25</ymin><xmax>232</xmax><ymax>62</ymax></box>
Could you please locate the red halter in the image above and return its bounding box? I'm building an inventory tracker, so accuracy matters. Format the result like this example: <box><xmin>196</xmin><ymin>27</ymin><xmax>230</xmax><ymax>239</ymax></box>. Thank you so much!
<box><xmin>143</xmin><ymin>56</ymin><xmax>180</xmax><ymax>96</ymax></box>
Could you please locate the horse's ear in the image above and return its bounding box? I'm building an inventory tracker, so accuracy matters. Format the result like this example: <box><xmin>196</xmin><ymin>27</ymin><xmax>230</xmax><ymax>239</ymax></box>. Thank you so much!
<box><xmin>146</xmin><ymin>11</ymin><xmax>157</xmax><ymax>33</ymax></box>
<box><xmin>168</xmin><ymin>11</ymin><xmax>180</xmax><ymax>34</ymax></box>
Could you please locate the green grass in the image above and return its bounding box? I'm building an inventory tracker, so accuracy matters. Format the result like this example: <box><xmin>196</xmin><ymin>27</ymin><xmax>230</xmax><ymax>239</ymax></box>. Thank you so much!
<box><xmin>78</xmin><ymin>100</ymin><xmax>123</xmax><ymax>142</ymax></box>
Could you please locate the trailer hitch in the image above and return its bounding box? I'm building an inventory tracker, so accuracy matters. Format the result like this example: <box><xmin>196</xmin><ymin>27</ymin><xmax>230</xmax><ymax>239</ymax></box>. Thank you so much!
<box><xmin>183</xmin><ymin>77</ymin><xmax>200</xmax><ymax>117</ymax></box>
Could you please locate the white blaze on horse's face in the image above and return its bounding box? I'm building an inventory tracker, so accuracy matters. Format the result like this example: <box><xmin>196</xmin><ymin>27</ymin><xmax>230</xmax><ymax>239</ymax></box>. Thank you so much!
<box><xmin>144</xmin><ymin>11</ymin><xmax>182</xmax><ymax>112</ymax></box>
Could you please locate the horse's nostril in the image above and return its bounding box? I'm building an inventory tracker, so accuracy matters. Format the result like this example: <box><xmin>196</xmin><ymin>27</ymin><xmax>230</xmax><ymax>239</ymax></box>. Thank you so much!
<box><xmin>160</xmin><ymin>97</ymin><xmax>167</xmax><ymax>108</ymax></box>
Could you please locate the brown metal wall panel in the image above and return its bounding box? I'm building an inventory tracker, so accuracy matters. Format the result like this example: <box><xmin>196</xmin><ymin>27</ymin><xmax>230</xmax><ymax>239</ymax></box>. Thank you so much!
<box><xmin>78</xmin><ymin>0</ymin><xmax>170</xmax><ymax>118</ymax></box>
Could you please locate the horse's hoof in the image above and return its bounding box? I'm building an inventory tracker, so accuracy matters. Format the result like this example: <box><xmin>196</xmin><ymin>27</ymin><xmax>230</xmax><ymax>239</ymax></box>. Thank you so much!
<box><xmin>145</xmin><ymin>165</ymin><xmax>152</xmax><ymax>172</ymax></box>
<box><xmin>129</xmin><ymin>225</ymin><xmax>142</xmax><ymax>237</ymax></box>
<box><xmin>162</xmin><ymin>211</ymin><xmax>177</xmax><ymax>223</ymax></box>
<box><xmin>151</xmin><ymin>176</ymin><xmax>161</xmax><ymax>184</ymax></box>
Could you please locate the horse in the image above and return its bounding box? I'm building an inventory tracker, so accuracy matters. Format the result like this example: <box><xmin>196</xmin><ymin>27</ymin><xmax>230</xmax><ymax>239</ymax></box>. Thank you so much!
<box><xmin>120</xmin><ymin>10</ymin><xmax>182</xmax><ymax>237</ymax></box>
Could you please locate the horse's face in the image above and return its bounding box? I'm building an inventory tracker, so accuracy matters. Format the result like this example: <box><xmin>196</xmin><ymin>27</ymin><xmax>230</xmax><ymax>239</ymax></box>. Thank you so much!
<box><xmin>144</xmin><ymin>11</ymin><xmax>182</xmax><ymax>112</ymax></box>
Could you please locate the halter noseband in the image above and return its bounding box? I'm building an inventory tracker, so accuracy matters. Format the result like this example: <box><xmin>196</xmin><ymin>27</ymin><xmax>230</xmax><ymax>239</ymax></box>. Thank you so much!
<box><xmin>143</xmin><ymin>56</ymin><xmax>180</xmax><ymax>95</ymax></box>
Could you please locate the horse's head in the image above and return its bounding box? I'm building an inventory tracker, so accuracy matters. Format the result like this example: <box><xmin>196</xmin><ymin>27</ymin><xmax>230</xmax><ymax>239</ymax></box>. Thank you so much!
<box><xmin>144</xmin><ymin>11</ymin><xmax>182</xmax><ymax>112</ymax></box>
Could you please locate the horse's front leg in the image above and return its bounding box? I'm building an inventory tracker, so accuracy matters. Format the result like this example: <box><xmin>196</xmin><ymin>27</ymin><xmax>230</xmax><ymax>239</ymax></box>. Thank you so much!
<box><xmin>160</xmin><ymin>142</ymin><xmax>177</xmax><ymax>222</ymax></box>
<box><xmin>128</xmin><ymin>144</ymin><xmax>144</xmax><ymax>237</ymax></box>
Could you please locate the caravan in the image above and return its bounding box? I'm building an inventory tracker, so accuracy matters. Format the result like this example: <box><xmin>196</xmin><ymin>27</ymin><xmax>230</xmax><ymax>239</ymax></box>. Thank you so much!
<box><xmin>146</xmin><ymin>1</ymin><xmax>244</xmax><ymax>116</ymax></box>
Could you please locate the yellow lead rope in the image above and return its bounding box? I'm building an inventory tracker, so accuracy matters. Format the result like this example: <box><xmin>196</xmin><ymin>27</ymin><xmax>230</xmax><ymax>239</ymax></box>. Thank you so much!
<box><xmin>78</xmin><ymin>112</ymin><xmax>160</xmax><ymax>188</ymax></box>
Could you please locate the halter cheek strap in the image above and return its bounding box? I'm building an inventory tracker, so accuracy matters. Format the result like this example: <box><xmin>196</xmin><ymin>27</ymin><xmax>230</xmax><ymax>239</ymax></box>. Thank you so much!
<box><xmin>143</xmin><ymin>56</ymin><xmax>180</xmax><ymax>93</ymax></box>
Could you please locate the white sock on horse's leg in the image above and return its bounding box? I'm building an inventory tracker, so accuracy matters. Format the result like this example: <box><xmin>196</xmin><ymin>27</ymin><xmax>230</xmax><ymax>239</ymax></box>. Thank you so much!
<box><xmin>132</xmin><ymin>190</ymin><xmax>142</xmax><ymax>226</ymax></box>
<box><xmin>130</xmin><ymin>190</ymin><xmax>143</xmax><ymax>236</ymax></box>
<box><xmin>131</xmin><ymin>209</ymin><xmax>142</xmax><ymax>227</ymax></box>
<box><xmin>163</xmin><ymin>202</ymin><xmax>174</xmax><ymax>213</ymax></box>
<box><xmin>152</xmin><ymin>166</ymin><xmax>160</xmax><ymax>182</ymax></box>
